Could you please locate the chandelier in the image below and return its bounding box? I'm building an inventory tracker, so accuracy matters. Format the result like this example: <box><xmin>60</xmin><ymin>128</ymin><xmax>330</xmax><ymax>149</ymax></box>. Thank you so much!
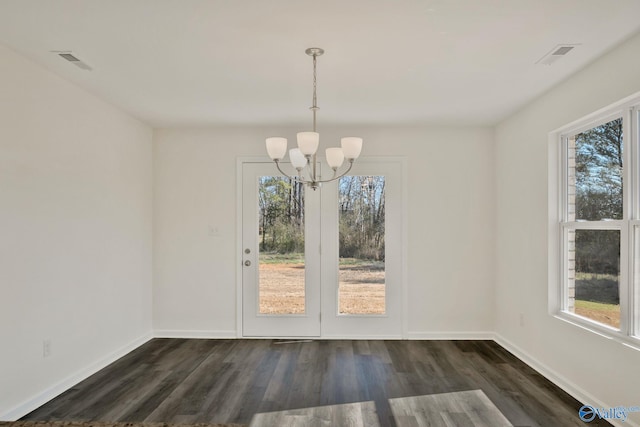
<box><xmin>265</xmin><ymin>48</ymin><xmax>363</xmax><ymax>190</ymax></box>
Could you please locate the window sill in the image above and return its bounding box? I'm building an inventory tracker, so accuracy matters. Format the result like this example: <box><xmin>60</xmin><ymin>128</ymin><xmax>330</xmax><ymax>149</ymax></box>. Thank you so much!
<box><xmin>553</xmin><ymin>312</ymin><xmax>640</xmax><ymax>352</ymax></box>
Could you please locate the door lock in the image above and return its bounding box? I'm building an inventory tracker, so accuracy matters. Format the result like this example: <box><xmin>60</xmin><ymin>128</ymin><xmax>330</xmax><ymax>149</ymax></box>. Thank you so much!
<box><xmin>244</xmin><ymin>260</ymin><xmax>251</xmax><ymax>267</ymax></box>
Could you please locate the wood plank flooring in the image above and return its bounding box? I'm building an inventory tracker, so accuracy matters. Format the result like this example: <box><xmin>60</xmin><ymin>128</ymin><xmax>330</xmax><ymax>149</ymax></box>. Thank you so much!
<box><xmin>21</xmin><ymin>339</ymin><xmax>612</xmax><ymax>427</ymax></box>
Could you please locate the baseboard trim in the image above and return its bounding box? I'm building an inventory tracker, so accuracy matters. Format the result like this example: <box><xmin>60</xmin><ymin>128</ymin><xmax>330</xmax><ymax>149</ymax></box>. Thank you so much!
<box><xmin>494</xmin><ymin>334</ymin><xmax>639</xmax><ymax>427</ymax></box>
<box><xmin>153</xmin><ymin>331</ymin><xmax>494</xmax><ymax>340</ymax></box>
<box><xmin>1</xmin><ymin>332</ymin><xmax>153</xmax><ymax>422</ymax></box>
<box><xmin>406</xmin><ymin>331</ymin><xmax>495</xmax><ymax>340</ymax></box>
<box><xmin>153</xmin><ymin>329</ymin><xmax>237</xmax><ymax>339</ymax></box>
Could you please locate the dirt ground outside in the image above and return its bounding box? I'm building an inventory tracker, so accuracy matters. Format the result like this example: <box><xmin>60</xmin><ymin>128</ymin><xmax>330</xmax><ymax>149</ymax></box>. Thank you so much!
<box><xmin>259</xmin><ymin>261</ymin><xmax>385</xmax><ymax>315</ymax></box>
<box><xmin>574</xmin><ymin>300</ymin><xmax>620</xmax><ymax>329</ymax></box>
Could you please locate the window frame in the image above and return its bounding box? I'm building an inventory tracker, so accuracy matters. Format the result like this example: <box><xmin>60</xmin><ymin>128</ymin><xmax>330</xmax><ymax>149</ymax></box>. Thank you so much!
<box><xmin>632</xmin><ymin>107</ymin><xmax>640</xmax><ymax>339</ymax></box>
<box><xmin>552</xmin><ymin>98</ymin><xmax>640</xmax><ymax>346</ymax></box>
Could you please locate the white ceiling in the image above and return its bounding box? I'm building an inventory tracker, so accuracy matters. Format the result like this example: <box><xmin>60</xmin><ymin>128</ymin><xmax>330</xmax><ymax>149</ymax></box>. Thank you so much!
<box><xmin>1</xmin><ymin>0</ymin><xmax>640</xmax><ymax>127</ymax></box>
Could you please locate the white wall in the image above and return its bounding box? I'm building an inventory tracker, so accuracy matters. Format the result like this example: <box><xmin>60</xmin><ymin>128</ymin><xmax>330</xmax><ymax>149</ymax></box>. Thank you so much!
<box><xmin>0</xmin><ymin>45</ymin><xmax>153</xmax><ymax>419</ymax></box>
<box><xmin>495</xmin><ymin>32</ymin><xmax>640</xmax><ymax>424</ymax></box>
<box><xmin>153</xmin><ymin>126</ymin><xmax>495</xmax><ymax>338</ymax></box>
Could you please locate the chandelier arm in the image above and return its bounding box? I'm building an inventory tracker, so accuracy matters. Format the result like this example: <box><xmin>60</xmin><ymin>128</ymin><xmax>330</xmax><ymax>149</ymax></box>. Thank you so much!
<box><xmin>274</xmin><ymin>159</ymin><xmax>354</xmax><ymax>187</ymax></box>
<box><xmin>312</xmin><ymin>160</ymin><xmax>355</xmax><ymax>185</ymax></box>
<box><xmin>274</xmin><ymin>160</ymin><xmax>313</xmax><ymax>185</ymax></box>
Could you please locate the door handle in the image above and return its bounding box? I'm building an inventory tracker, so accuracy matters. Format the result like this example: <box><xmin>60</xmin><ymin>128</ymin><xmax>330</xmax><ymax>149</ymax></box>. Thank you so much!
<box><xmin>244</xmin><ymin>260</ymin><xmax>251</xmax><ymax>267</ymax></box>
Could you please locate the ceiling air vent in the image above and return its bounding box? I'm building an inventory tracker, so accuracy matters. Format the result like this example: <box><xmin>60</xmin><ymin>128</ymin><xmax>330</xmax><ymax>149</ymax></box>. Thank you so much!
<box><xmin>52</xmin><ymin>51</ymin><xmax>93</xmax><ymax>70</ymax></box>
<box><xmin>536</xmin><ymin>44</ymin><xmax>579</xmax><ymax>66</ymax></box>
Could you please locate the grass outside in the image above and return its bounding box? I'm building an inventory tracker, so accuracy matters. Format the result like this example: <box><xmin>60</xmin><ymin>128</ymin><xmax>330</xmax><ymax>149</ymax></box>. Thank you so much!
<box><xmin>573</xmin><ymin>272</ymin><xmax>620</xmax><ymax>328</ymax></box>
<box><xmin>258</xmin><ymin>253</ymin><xmax>385</xmax><ymax>315</ymax></box>
<box><xmin>259</xmin><ymin>252</ymin><xmax>305</xmax><ymax>264</ymax></box>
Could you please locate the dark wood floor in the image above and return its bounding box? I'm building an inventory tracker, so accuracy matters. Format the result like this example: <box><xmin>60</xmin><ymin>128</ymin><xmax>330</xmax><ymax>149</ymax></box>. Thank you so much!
<box><xmin>22</xmin><ymin>339</ymin><xmax>611</xmax><ymax>427</ymax></box>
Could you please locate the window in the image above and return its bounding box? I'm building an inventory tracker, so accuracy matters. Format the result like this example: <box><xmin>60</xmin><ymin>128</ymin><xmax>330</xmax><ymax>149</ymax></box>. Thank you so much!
<box><xmin>555</xmin><ymin>101</ymin><xmax>640</xmax><ymax>342</ymax></box>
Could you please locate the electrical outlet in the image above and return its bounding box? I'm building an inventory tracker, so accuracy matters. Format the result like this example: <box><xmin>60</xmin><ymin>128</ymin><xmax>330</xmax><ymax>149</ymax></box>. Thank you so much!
<box><xmin>43</xmin><ymin>340</ymin><xmax>52</xmax><ymax>358</ymax></box>
<box><xmin>208</xmin><ymin>226</ymin><xmax>220</xmax><ymax>237</ymax></box>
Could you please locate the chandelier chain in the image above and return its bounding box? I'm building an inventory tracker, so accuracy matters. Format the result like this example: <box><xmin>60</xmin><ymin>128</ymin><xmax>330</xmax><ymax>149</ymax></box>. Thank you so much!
<box><xmin>312</xmin><ymin>53</ymin><xmax>318</xmax><ymax>132</ymax></box>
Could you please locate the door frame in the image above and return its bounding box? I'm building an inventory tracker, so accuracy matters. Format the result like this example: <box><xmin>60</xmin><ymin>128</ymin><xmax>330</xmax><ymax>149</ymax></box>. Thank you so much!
<box><xmin>236</xmin><ymin>156</ymin><xmax>408</xmax><ymax>338</ymax></box>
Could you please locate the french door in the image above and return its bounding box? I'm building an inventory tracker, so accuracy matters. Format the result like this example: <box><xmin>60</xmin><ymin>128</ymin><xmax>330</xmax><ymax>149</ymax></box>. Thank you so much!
<box><xmin>240</xmin><ymin>159</ymin><xmax>403</xmax><ymax>338</ymax></box>
<box><xmin>241</xmin><ymin>162</ymin><xmax>321</xmax><ymax>337</ymax></box>
<box><xmin>320</xmin><ymin>160</ymin><xmax>403</xmax><ymax>338</ymax></box>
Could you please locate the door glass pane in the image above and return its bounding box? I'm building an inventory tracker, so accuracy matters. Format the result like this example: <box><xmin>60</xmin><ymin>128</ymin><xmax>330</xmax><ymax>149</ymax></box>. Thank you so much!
<box><xmin>569</xmin><ymin>117</ymin><xmax>623</xmax><ymax>221</ymax></box>
<box><xmin>258</xmin><ymin>177</ymin><xmax>305</xmax><ymax>314</ymax></box>
<box><xmin>338</xmin><ymin>176</ymin><xmax>385</xmax><ymax>315</ymax></box>
<box><xmin>573</xmin><ymin>229</ymin><xmax>620</xmax><ymax>329</ymax></box>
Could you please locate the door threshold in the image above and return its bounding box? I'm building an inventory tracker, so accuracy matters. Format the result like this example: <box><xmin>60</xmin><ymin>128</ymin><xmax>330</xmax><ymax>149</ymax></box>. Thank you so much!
<box><xmin>273</xmin><ymin>339</ymin><xmax>314</xmax><ymax>344</ymax></box>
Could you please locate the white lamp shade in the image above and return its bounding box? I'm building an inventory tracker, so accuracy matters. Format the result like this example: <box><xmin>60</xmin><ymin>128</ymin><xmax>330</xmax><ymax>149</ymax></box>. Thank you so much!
<box><xmin>289</xmin><ymin>148</ymin><xmax>308</xmax><ymax>170</ymax></box>
<box><xmin>266</xmin><ymin>137</ymin><xmax>287</xmax><ymax>160</ymax></box>
<box><xmin>326</xmin><ymin>147</ymin><xmax>345</xmax><ymax>170</ymax></box>
<box><xmin>341</xmin><ymin>137</ymin><xmax>363</xmax><ymax>160</ymax></box>
<box><xmin>297</xmin><ymin>132</ymin><xmax>320</xmax><ymax>156</ymax></box>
